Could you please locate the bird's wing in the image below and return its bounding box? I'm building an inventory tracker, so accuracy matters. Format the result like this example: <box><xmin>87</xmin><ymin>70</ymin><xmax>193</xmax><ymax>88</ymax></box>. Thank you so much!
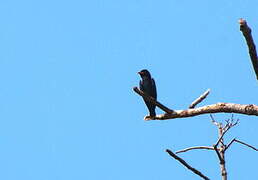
<box><xmin>139</xmin><ymin>80</ymin><xmax>144</xmax><ymax>91</ymax></box>
<box><xmin>151</xmin><ymin>78</ymin><xmax>157</xmax><ymax>99</ymax></box>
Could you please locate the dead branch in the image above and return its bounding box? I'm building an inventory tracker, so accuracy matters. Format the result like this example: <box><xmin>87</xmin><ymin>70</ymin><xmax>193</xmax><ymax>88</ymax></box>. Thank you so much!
<box><xmin>212</xmin><ymin>120</ymin><xmax>225</xmax><ymax>164</ymax></box>
<box><xmin>239</xmin><ymin>18</ymin><xmax>258</xmax><ymax>80</ymax></box>
<box><xmin>166</xmin><ymin>116</ymin><xmax>257</xmax><ymax>179</ymax></box>
<box><xmin>213</xmin><ymin>144</ymin><xmax>224</xmax><ymax>164</ymax></box>
<box><xmin>172</xmin><ymin>118</ymin><xmax>242</xmax><ymax>180</ymax></box>
<box><xmin>214</xmin><ymin>119</ymin><xmax>238</xmax><ymax>147</ymax></box>
<box><xmin>176</xmin><ymin>146</ymin><xmax>214</xmax><ymax>154</ymax></box>
<box><xmin>225</xmin><ymin>139</ymin><xmax>258</xmax><ymax>151</ymax></box>
<box><xmin>213</xmin><ymin>122</ymin><xmax>227</xmax><ymax>180</ymax></box>
<box><xmin>152</xmin><ymin>103</ymin><xmax>258</xmax><ymax>120</ymax></box>
<box><xmin>166</xmin><ymin>149</ymin><xmax>210</xmax><ymax>180</ymax></box>
<box><xmin>211</xmin><ymin>117</ymin><xmax>240</xmax><ymax>180</ymax></box>
<box><xmin>224</xmin><ymin>138</ymin><xmax>236</xmax><ymax>151</ymax></box>
<box><xmin>223</xmin><ymin>115</ymin><xmax>239</xmax><ymax>131</ymax></box>
<box><xmin>234</xmin><ymin>139</ymin><xmax>258</xmax><ymax>151</ymax></box>
<box><xmin>189</xmin><ymin>89</ymin><xmax>210</xmax><ymax>109</ymax></box>
<box><xmin>210</xmin><ymin>114</ymin><xmax>220</xmax><ymax>126</ymax></box>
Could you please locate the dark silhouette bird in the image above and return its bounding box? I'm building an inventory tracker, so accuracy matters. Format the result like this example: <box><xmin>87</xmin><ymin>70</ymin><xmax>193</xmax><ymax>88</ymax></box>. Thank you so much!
<box><xmin>138</xmin><ymin>69</ymin><xmax>157</xmax><ymax>117</ymax></box>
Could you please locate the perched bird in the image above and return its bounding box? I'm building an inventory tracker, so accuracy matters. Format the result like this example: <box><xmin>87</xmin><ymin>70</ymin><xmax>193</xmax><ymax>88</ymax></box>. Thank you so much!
<box><xmin>138</xmin><ymin>69</ymin><xmax>157</xmax><ymax>117</ymax></box>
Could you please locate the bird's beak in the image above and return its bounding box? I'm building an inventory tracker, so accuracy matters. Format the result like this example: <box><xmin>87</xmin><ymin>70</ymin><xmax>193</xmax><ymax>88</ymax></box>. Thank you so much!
<box><xmin>138</xmin><ymin>71</ymin><xmax>143</xmax><ymax>75</ymax></box>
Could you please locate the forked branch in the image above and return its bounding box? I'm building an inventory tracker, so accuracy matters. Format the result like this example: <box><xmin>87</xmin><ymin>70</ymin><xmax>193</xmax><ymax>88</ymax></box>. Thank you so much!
<box><xmin>172</xmin><ymin>117</ymin><xmax>257</xmax><ymax>180</ymax></box>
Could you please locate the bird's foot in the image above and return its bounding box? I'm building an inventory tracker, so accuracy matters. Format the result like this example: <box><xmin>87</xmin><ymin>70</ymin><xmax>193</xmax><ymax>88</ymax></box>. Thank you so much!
<box><xmin>144</xmin><ymin>115</ymin><xmax>155</xmax><ymax>121</ymax></box>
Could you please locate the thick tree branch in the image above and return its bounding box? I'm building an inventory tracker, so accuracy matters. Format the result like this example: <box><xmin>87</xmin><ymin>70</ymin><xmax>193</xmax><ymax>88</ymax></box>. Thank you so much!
<box><xmin>176</xmin><ymin>146</ymin><xmax>214</xmax><ymax>154</ymax></box>
<box><xmin>134</xmin><ymin>87</ymin><xmax>258</xmax><ymax>120</ymax></box>
<box><xmin>239</xmin><ymin>18</ymin><xmax>258</xmax><ymax>80</ymax></box>
<box><xmin>189</xmin><ymin>89</ymin><xmax>210</xmax><ymax>109</ymax></box>
<box><xmin>153</xmin><ymin>103</ymin><xmax>258</xmax><ymax>120</ymax></box>
<box><xmin>133</xmin><ymin>87</ymin><xmax>174</xmax><ymax>114</ymax></box>
<box><xmin>166</xmin><ymin>149</ymin><xmax>210</xmax><ymax>180</ymax></box>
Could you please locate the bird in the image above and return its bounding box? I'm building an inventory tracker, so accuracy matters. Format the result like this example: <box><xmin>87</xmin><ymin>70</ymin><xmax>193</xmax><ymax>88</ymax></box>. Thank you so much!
<box><xmin>138</xmin><ymin>69</ymin><xmax>157</xmax><ymax>117</ymax></box>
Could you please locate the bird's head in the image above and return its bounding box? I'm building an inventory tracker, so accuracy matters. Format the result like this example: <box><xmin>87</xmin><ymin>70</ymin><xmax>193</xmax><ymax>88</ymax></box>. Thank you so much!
<box><xmin>138</xmin><ymin>69</ymin><xmax>151</xmax><ymax>79</ymax></box>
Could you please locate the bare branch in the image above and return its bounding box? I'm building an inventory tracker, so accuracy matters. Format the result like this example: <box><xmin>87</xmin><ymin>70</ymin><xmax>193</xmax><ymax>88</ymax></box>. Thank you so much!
<box><xmin>189</xmin><ymin>89</ymin><xmax>210</xmax><ymax>109</ymax></box>
<box><xmin>215</xmin><ymin>131</ymin><xmax>227</xmax><ymax>148</ymax></box>
<box><xmin>215</xmin><ymin>120</ymin><xmax>238</xmax><ymax>147</ymax></box>
<box><xmin>239</xmin><ymin>18</ymin><xmax>258</xmax><ymax>80</ymax></box>
<box><xmin>225</xmin><ymin>138</ymin><xmax>258</xmax><ymax>152</ymax></box>
<box><xmin>234</xmin><ymin>139</ymin><xmax>258</xmax><ymax>151</ymax></box>
<box><xmin>210</xmin><ymin>114</ymin><xmax>220</xmax><ymax>126</ymax></box>
<box><xmin>223</xmin><ymin>117</ymin><xmax>239</xmax><ymax>131</ymax></box>
<box><xmin>213</xmin><ymin>145</ymin><xmax>224</xmax><ymax>164</ymax></box>
<box><xmin>213</xmin><ymin>122</ymin><xmax>228</xmax><ymax>180</ymax></box>
<box><xmin>152</xmin><ymin>103</ymin><xmax>258</xmax><ymax>120</ymax></box>
<box><xmin>176</xmin><ymin>146</ymin><xmax>214</xmax><ymax>154</ymax></box>
<box><xmin>133</xmin><ymin>87</ymin><xmax>174</xmax><ymax>115</ymax></box>
<box><xmin>224</xmin><ymin>138</ymin><xmax>236</xmax><ymax>151</ymax></box>
<box><xmin>166</xmin><ymin>149</ymin><xmax>210</xmax><ymax>180</ymax></box>
<box><xmin>213</xmin><ymin>143</ymin><xmax>227</xmax><ymax>180</ymax></box>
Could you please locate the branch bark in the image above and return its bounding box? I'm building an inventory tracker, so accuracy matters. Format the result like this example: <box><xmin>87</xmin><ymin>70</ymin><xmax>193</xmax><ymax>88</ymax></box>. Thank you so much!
<box><xmin>189</xmin><ymin>89</ymin><xmax>210</xmax><ymax>109</ymax></box>
<box><xmin>152</xmin><ymin>103</ymin><xmax>258</xmax><ymax>120</ymax></box>
<box><xmin>239</xmin><ymin>18</ymin><xmax>258</xmax><ymax>80</ymax></box>
<box><xmin>213</xmin><ymin>122</ymin><xmax>227</xmax><ymax>180</ymax></box>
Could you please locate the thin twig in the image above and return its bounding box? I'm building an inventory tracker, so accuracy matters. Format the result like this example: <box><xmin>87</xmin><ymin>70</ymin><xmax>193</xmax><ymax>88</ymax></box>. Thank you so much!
<box><xmin>214</xmin><ymin>118</ymin><xmax>238</xmax><ymax>149</ymax></box>
<box><xmin>210</xmin><ymin>114</ymin><xmax>220</xmax><ymax>126</ymax></box>
<box><xmin>176</xmin><ymin>146</ymin><xmax>214</xmax><ymax>154</ymax></box>
<box><xmin>189</xmin><ymin>89</ymin><xmax>210</xmax><ymax>109</ymax></box>
<box><xmin>214</xmin><ymin>125</ymin><xmax>232</xmax><ymax>147</ymax></box>
<box><xmin>239</xmin><ymin>18</ymin><xmax>258</xmax><ymax>80</ymax></box>
<box><xmin>224</xmin><ymin>116</ymin><xmax>239</xmax><ymax>131</ymax></box>
<box><xmin>133</xmin><ymin>87</ymin><xmax>174</xmax><ymax>114</ymax></box>
<box><xmin>225</xmin><ymin>138</ymin><xmax>258</xmax><ymax>151</ymax></box>
<box><xmin>215</xmin><ymin>118</ymin><xmax>238</xmax><ymax>147</ymax></box>
<box><xmin>224</xmin><ymin>138</ymin><xmax>236</xmax><ymax>151</ymax></box>
<box><xmin>166</xmin><ymin>149</ymin><xmax>210</xmax><ymax>180</ymax></box>
<box><xmin>234</xmin><ymin>139</ymin><xmax>258</xmax><ymax>151</ymax></box>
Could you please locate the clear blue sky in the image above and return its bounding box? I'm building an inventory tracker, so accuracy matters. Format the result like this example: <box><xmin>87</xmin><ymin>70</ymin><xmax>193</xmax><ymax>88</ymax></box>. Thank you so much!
<box><xmin>0</xmin><ymin>0</ymin><xmax>257</xmax><ymax>179</ymax></box>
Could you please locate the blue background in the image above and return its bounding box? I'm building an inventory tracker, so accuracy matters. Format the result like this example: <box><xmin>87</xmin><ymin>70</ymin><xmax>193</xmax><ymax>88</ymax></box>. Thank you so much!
<box><xmin>0</xmin><ymin>0</ymin><xmax>257</xmax><ymax>179</ymax></box>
